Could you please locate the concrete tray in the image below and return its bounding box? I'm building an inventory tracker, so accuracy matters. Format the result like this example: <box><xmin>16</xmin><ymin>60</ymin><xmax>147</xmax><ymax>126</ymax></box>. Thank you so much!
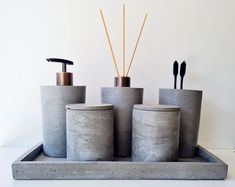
<box><xmin>12</xmin><ymin>143</ymin><xmax>228</xmax><ymax>180</ymax></box>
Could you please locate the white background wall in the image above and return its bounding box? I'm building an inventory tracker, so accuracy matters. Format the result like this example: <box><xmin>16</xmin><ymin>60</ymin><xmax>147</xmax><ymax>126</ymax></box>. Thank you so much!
<box><xmin>0</xmin><ymin>0</ymin><xmax>234</xmax><ymax>148</ymax></box>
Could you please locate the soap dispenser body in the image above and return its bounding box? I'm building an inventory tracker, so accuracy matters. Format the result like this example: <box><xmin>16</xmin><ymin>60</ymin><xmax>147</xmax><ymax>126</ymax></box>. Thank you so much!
<box><xmin>41</xmin><ymin>86</ymin><xmax>86</xmax><ymax>158</ymax></box>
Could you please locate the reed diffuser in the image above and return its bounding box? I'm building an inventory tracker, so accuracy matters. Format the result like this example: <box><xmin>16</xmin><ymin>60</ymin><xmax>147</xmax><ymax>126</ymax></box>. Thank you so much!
<box><xmin>100</xmin><ymin>5</ymin><xmax>146</xmax><ymax>157</ymax></box>
<box><xmin>100</xmin><ymin>4</ymin><xmax>147</xmax><ymax>87</ymax></box>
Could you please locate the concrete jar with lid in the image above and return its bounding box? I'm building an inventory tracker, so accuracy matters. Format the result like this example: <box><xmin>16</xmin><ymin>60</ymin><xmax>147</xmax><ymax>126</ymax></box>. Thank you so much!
<box><xmin>66</xmin><ymin>104</ymin><xmax>114</xmax><ymax>161</ymax></box>
<box><xmin>132</xmin><ymin>104</ymin><xmax>180</xmax><ymax>162</ymax></box>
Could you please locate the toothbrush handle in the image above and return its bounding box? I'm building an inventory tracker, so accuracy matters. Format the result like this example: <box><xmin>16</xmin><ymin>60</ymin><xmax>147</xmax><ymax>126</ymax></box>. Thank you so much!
<box><xmin>174</xmin><ymin>76</ymin><xmax>177</xmax><ymax>89</ymax></box>
<box><xmin>180</xmin><ymin>77</ymin><xmax>184</xmax><ymax>89</ymax></box>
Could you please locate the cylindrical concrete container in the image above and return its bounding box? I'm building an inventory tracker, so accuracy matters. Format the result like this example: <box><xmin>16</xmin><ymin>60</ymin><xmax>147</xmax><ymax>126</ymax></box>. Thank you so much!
<box><xmin>101</xmin><ymin>87</ymin><xmax>143</xmax><ymax>157</ymax></box>
<box><xmin>132</xmin><ymin>104</ymin><xmax>180</xmax><ymax>162</ymax></box>
<box><xmin>41</xmin><ymin>86</ymin><xmax>86</xmax><ymax>158</ymax></box>
<box><xmin>159</xmin><ymin>88</ymin><xmax>202</xmax><ymax>158</ymax></box>
<box><xmin>66</xmin><ymin>104</ymin><xmax>114</xmax><ymax>161</ymax></box>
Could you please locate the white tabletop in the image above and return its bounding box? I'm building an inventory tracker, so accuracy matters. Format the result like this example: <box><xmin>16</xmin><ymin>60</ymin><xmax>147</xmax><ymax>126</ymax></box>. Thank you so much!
<box><xmin>0</xmin><ymin>146</ymin><xmax>235</xmax><ymax>187</ymax></box>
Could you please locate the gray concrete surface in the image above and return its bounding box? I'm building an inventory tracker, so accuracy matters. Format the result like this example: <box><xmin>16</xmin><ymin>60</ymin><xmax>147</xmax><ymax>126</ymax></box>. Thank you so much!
<box><xmin>66</xmin><ymin>104</ymin><xmax>114</xmax><ymax>161</ymax></box>
<box><xmin>101</xmin><ymin>87</ymin><xmax>143</xmax><ymax>157</ymax></box>
<box><xmin>12</xmin><ymin>143</ymin><xmax>228</xmax><ymax>180</ymax></box>
<box><xmin>159</xmin><ymin>89</ymin><xmax>202</xmax><ymax>158</ymax></box>
<box><xmin>41</xmin><ymin>86</ymin><xmax>86</xmax><ymax>158</ymax></box>
<box><xmin>132</xmin><ymin>104</ymin><xmax>180</xmax><ymax>161</ymax></box>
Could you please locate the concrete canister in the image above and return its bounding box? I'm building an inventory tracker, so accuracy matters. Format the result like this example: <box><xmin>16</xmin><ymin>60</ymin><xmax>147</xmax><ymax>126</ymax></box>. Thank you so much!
<box><xmin>132</xmin><ymin>104</ymin><xmax>180</xmax><ymax>162</ymax></box>
<box><xmin>66</xmin><ymin>104</ymin><xmax>114</xmax><ymax>161</ymax></box>
<box><xmin>159</xmin><ymin>88</ymin><xmax>203</xmax><ymax>158</ymax></box>
<box><xmin>101</xmin><ymin>87</ymin><xmax>143</xmax><ymax>157</ymax></box>
<box><xmin>41</xmin><ymin>86</ymin><xmax>86</xmax><ymax>158</ymax></box>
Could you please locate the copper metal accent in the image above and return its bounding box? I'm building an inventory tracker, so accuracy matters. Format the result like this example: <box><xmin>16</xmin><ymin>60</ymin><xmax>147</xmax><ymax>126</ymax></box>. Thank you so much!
<box><xmin>56</xmin><ymin>72</ymin><xmax>73</xmax><ymax>86</ymax></box>
<box><xmin>114</xmin><ymin>76</ymin><xmax>130</xmax><ymax>87</ymax></box>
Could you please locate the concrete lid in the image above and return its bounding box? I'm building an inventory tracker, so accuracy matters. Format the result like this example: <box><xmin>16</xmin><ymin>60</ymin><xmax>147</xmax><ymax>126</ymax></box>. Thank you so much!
<box><xmin>66</xmin><ymin>104</ymin><xmax>113</xmax><ymax>110</ymax></box>
<box><xmin>101</xmin><ymin>87</ymin><xmax>144</xmax><ymax>90</ymax></box>
<box><xmin>159</xmin><ymin>88</ymin><xmax>203</xmax><ymax>93</ymax></box>
<box><xmin>133</xmin><ymin>104</ymin><xmax>180</xmax><ymax>112</ymax></box>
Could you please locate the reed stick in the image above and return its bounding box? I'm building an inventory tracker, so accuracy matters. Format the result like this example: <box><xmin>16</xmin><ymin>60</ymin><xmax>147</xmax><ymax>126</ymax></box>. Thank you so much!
<box><xmin>100</xmin><ymin>9</ymin><xmax>120</xmax><ymax>77</ymax></box>
<box><xmin>122</xmin><ymin>4</ymin><xmax>125</xmax><ymax>77</ymax></box>
<box><xmin>126</xmin><ymin>14</ymin><xmax>148</xmax><ymax>76</ymax></box>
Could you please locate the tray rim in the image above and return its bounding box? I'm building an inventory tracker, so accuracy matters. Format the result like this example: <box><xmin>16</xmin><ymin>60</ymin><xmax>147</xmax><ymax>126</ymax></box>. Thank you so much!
<box><xmin>12</xmin><ymin>142</ymin><xmax>228</xmax><ymax>180</ymax></box>
<box><xmin>12</xmin><ymin>142</ymin><xmax>227</xmax><ymax>164</ymax></box>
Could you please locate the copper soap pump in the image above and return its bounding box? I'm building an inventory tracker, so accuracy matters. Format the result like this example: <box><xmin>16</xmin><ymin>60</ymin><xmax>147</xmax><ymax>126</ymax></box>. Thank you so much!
<box><xmin>46</xmin><ymin>58</ymin><xmax>74</xmax><ymax>86</ymax></box>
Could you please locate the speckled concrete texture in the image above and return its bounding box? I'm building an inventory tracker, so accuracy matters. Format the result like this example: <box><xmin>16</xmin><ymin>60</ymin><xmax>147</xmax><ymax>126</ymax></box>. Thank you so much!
<box><xmin>159</xmin><ymin>89</ymin><xmax>202</xmax><ymax>158</ymax></box>
<box><xmin>101</xmin><ymin>87</ymin><xmax>143</xmax><ymax>157</ymax></box>
<box><xmin>41</xmin><ymin>86</ymin><xmax>86</xmax><ymax>158</ymax></box>
<box><xmin>12</xmin><ymin>143</ymin><xmax>228</xmax><ymax>180</ymax></box>
<box><xmin>132</xmin><ymin>104</ymin><xmax>180</xmax><ymax>161</ymax></box>
<box><xmin>66</xmin><ymin>104</ymin><xmax>114</xmax><ymax>161</ymax></box>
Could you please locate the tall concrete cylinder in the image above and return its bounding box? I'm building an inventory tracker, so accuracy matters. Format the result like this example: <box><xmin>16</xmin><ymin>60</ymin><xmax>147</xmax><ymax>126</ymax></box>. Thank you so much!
<box><xmin>66</xmin><ymin>104</ymin><xmax>114</xmax><ymax>161</ymax></box>
<box><xmin>101</xmin><ymin>87</ymin><xmax>143</xmax><ymax>157</ymax></box>
<box><xmin>159</xmin><ymin>88</ymin><xmax>202</xmax><ymax>158</ymax></box>
<box><xmin>41</xmin><ymin>86</ymin><xmax>86</xmax><ymax>158</ymax></box>
<box><xmin>132</xmin><ymin>104</ymin><xmax>180</xmax><ymax>162</ymax></box>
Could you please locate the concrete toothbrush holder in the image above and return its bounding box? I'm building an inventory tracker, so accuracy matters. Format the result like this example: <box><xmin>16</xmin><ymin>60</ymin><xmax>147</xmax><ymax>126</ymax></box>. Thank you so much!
<box><xmin>159</xmin><ymin>88</ymin><xmax>202</xmax><ymax>158</ymax></box>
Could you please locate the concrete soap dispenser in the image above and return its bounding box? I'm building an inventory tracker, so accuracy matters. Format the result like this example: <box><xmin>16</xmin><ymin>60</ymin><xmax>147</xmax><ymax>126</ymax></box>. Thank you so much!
<box><xmin>41</xmin><ymin>58</ymin><xmax>86</xmax><ymax>158</ymax></box>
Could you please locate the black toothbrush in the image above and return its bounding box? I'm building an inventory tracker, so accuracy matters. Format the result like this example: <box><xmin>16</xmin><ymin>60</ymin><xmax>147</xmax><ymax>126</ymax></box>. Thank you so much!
<box><xmin>173</xmin><ymin>61</ymin><xmax>179</xmax><ymax>89</ymax></box>
<box><xmin>180</xmin><ymin>61</ymin><xmax>186</xmax><ymax>89</ymax></box>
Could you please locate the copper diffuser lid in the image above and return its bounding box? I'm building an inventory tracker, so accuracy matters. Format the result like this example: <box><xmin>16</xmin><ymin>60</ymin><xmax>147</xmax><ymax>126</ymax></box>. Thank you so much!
<box><xmin>114</xmin><ymin>76</ymin><xmax>130</xmax><ymax>87</ymax></box>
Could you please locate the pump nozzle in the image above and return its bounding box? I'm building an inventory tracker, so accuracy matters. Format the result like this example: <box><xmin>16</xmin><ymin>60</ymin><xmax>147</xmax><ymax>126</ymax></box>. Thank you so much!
<box><xmin>46</xmin><ymin>58</ymin><xmax>74</xmax><ymax>86</ymax></box>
